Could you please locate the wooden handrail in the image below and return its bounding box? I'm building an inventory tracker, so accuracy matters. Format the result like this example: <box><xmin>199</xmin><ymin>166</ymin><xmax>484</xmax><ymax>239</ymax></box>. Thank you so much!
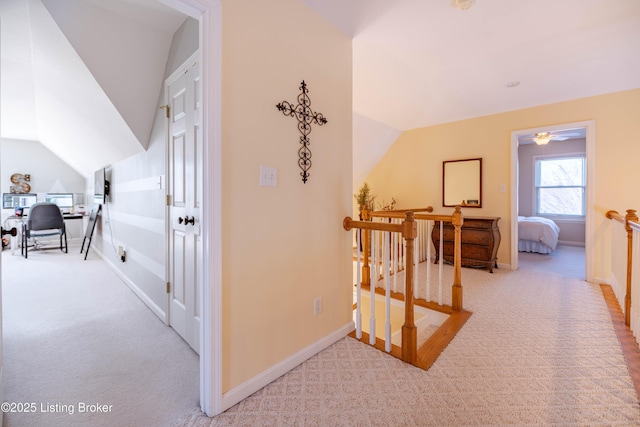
<box><xmin>370</xmin><ymin>206</ymin><xmax>433</xmax><ymax>217</ymax></box>
<box><xmin>606</xmin><ymin>210</ymin><xmax>625</xmax><ymax>223</ymax></box>
<box><xmin>343</xmin><ymin>218</ymin><xmax>404</xmax><ymax>233</ymax></box>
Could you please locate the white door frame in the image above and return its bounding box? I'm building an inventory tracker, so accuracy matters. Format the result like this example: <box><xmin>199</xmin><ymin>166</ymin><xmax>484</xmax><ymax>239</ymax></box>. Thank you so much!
<box><xmin>159</xmin><ymin>0</ymin><xmax>222</xmax><ymax>416</ymax></box>
<box><xmin>510</xmin><ymin>120</ymin><xmax>595</xmax><ymax>282</ymax></box>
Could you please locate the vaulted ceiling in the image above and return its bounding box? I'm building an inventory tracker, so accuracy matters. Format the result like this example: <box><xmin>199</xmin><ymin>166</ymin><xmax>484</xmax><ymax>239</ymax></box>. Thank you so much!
<box><xmin>2</xmin><ymin>0</ymin><xmax>640</xmax><ymax>182</ymax></box>
<box><xmin>302</xmin><ymin>0</ymin><xmax>640</xmax><ymax>184</ymax></box>
<box><xmin>0</xmin><ymin>0</ymin><xmax>186</xmax><ymax>178</ymax></box>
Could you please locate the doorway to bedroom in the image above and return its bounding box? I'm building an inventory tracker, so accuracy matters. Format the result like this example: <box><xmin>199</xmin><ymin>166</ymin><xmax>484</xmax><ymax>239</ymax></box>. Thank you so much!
<box><xmin>511</xmin><ymin>121</ymin><xmax>594</xmax><ymax>281</ymax></box>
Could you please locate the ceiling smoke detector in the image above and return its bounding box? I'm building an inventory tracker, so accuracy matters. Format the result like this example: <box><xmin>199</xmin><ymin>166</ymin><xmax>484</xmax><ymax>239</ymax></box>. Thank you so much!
<box><xmin>454</xmin><ymin>0</ymin><xmax>476</xmax><ymax>11</ymax></box>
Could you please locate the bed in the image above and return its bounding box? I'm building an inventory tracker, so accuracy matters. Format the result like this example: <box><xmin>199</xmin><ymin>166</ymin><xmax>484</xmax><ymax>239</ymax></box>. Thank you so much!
<box><xmin>518</xmin><ymin>216</ymin><xmax>560</xmax><ymax>254</ymax></box>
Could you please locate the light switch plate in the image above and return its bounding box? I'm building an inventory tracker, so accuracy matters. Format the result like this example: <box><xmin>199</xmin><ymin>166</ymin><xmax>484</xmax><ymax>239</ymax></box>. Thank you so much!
<box><xmin>260</xmin><ymin>166</ymin><xmax>277</xmax><ymax>187</ymax></box>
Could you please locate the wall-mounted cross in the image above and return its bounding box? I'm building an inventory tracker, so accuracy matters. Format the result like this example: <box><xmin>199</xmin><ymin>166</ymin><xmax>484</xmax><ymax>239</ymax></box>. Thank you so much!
<box><xmin>276</xmin><ymin>80</ymin><xmax>328</xmax><ymax>183</ymax></box>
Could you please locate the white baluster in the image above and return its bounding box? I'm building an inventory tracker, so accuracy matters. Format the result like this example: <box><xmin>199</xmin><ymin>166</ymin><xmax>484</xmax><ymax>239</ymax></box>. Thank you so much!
<box><xmin>356</xmin><ymin>228</ymin><xmax>362</xmax><ymax>339</ymax></box>
<box><xmin>384</xmin><ymin>231</ymin><xmax>391</xmax><ymax>352</ymax></box>
<box><xmin>426</xmin><ymin>219</ymin><xmax>432</xmax><ymax>303</ymax></box>
<box><xmin>414</xmin><ymin>231</ymin><xmax>419</xmax><ymax>298</ymax></box>
<box><xmin>370</xmin><ymin>230</ymin><xmax>376</xmax><ymax>345</ymax></box>
<box><xmin>392</xmin><ymin>226</ymin><xmax>398</xmax><ymax>292</ymax></box>
<box><xmin>439</xmin><ymin>220</ymin><xmax>444</xmax><ymax>305</ymax></box>
<box><xmin>632</xmin><ymin>229</ymin><xmax>640</xmax><ymax>341</ymax></box>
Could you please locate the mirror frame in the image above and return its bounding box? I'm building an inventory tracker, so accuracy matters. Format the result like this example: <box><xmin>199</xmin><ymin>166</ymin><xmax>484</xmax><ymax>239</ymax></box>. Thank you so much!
<box><xmin>442</xmin><ymin>158</ymin><xmax>482</xmax><ymax>208</ymax></box>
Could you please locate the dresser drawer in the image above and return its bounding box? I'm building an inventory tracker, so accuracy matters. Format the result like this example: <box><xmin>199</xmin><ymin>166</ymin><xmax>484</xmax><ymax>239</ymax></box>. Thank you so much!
<box><xmin>431</xmin><ymin>216</ymin><xmax>501</xmax><ymax>273</ymax></box>
<box><xmin>442</xmin><ymin>242</ymin><xmax>491</xmax><ymax>260</ymax></box>
<box><xmin>439</xmin><ymin>227</ymin><xmax>491</xmax><ymax>245</ymax></box>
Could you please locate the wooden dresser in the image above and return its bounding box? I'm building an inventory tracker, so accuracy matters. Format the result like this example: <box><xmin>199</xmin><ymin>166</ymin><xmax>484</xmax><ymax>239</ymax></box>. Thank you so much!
<box><xmin>431</xmin><ymin>217</ymin><xmax>501</xmax><ymax>273</ymax></box>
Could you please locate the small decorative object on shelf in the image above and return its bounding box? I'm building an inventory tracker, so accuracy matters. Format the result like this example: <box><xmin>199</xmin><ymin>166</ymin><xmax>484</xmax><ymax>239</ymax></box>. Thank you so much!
<box><xmin>354</xmin><ymin>182</ymin><xmax>376</xmax><ymax>218</ymax></box>
<box><xmin>276</xmin><ymin>80</ymin><xmax>328</xmax><ymax>183</ymax></box>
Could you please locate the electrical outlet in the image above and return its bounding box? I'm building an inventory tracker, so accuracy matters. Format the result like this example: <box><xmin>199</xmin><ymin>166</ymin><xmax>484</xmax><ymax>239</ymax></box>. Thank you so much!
<box><xmin>313</xmin><ymin>297</ymin><xmax>322</xmax><ymax>316</ymax></box>
<box><xmin>118</xmin><ymin>245</ymin><xmax>126</xmax><ymax>262</ymax></box>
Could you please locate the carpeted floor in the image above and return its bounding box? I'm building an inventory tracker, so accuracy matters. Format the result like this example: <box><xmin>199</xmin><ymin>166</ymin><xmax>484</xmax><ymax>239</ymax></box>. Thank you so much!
<box><xmin>177</xmin><ymin>261</ymin><xmax>640</xmax><ymax>426</ymax></box>
<box><xmin>1</xmin><ymin>244</ymin><xmax>200</xmax><ymax>427</ymax></box>
<box><xmin>518</xmin><ymin>244</ymin><xmax>585</xmax><ymax>280</ymax></box>
<box><xmin>4</xmin><ymin>241</ymin><xmax>638</xmax><ymax>426</ymax></box>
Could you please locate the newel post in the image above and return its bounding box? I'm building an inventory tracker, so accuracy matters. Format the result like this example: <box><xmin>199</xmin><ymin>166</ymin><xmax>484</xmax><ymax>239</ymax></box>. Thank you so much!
<box><xmin>361</xmin><ymin>207</ymin><xmax>371</xmax><ymax>288</ymax></box>
<box><xmin>451</xmin><ymin>206</ymin><xmax>464</xmax><ymax>311</ymax></box>
<box><xmin>401</xmin><ymin>212</ymin><xmax>417</xmax><ymax>364</ymax></box>
<box><xmin>625</xmin><ymin>209</ymin><xmax>638</xmax><ymax>326</ymax></box>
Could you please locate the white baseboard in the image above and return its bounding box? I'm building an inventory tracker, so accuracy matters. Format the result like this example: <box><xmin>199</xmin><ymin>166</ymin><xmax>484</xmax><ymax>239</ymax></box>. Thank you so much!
<box><xmin>594</xmin><ymin>276</ymin><xmax>611</xmax><ymax>286</ymax></box>
<box><xmin>558</xmin><ymin>240</ymin><xmax>585</xmax><ymax>247</ymax></box>
<box><xmin>220</xmin><ymin>321</ymin><xmax>355</xmax><ymax>413</ymax></box>
<box><xmin>95</xmin><ymin>248</ymin><xmax>167</xmax><ymax>323</ymax></box>
<box><xmin>496</xmin><ymin>262</ymin><xmax>510</xmax><ymax>270</ymax></box>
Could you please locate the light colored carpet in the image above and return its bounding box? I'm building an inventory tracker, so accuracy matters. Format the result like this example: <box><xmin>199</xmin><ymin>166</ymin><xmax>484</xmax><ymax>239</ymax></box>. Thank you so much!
<box><xmin>177</xmin><ymin>262</ymin><xmax>640</xmax><ymax>426</ymax></box>
<box><xmin>1</xmin><ymin>245</ymin><xmax>200</xmax><ymax>426</ymax></box>
<box><xmin>518</xmin><ymin>244</ymin><xmax>585</xmax><ymax>280</ymax></box>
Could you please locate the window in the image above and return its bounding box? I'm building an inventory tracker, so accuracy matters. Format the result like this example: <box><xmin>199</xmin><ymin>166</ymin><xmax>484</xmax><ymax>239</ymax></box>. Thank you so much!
<box><xmin>535</xmin><ymin>156</ymin><xmax>585</xmax><ymax>217</ymax></box>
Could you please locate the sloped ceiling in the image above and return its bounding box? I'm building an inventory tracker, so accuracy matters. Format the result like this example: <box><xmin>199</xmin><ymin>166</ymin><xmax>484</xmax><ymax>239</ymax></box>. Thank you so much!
<box><xmin>0</xmin><ymin>0</ymin><xmax>186</xmax><ymax>178</ymax></box>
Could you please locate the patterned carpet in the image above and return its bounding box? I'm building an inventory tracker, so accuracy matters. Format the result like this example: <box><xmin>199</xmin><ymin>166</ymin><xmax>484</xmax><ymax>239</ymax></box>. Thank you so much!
<box><xmin>176</xmin><ymin>264</ymin><xmax>640</xmax><ymax>426</ymax></box>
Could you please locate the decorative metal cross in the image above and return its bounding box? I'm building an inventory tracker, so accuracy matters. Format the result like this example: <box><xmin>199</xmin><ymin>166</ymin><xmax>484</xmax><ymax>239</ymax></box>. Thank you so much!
<box><xmin>276</xmin><ymin>80</ymin><xmax>328</xmax><ymax>183</ymax></box>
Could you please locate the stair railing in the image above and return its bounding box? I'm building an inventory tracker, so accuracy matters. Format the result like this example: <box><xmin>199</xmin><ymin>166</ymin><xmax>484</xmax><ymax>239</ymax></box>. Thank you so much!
<box><xmin>344</xmin><ymin>206</ymin><xmax>463</xmax><ymax>366</ymax></box>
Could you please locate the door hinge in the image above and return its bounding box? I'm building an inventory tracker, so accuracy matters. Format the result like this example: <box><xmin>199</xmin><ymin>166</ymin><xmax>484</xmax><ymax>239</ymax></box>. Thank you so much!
<box><xmin>166</xmin><ymin>282</ymin><xmax>171</xmax><ymax>293</ymax></box>
<box><xmin>166</xmin><ymin>194</ymin><xmax>171</xmax><ymax>206</ymax></box>
<box><xmin>160</xmin><ymin>105</ymin><xmax>170</xmax><ymax>119</ymax></box>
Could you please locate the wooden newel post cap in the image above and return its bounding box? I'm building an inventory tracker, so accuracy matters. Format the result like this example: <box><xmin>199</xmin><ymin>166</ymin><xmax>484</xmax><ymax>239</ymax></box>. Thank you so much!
<box><xmin>343</xmin><ymin>217</ymin><xmax>353</xmax><ymax>231</ymax></box>
<box><xmin>626</xmin><ymin>209</ymin><xmax>638</xmax><ymax>222</ymax></box>
<box><xmin>452</xmin><ymin>206</ymin><xmax>464</xmax><ymax>227</ymax></box>
<box><xmin>403</xmin><ymin>212</ymin><xmax>417</xmax><ymax>238</ymax></box>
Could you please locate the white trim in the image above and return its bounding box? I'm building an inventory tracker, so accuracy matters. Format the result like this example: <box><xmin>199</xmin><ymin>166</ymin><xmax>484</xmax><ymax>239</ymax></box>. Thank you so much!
<box><xmin>220</xmin><ymin>323</ymin><xmax>355</xmax><ymax>412</ymax></box>
<box><xmin>94</xmin><ymin>247</ymin><xmax>167</xmax><ymax>323</ymax></box>
<box><xmin>558</xmin><ymin>240</ymin><xmax>585</xmax><ymax>247</ymax></box>
<box><xmin>497</xmin><ymin>262</ymin><xmax>510</xmax><ymax>270</ymax></box>
<box><xmin>595</xmin><ymin>276</ymin><xmax>611</xmax><ymax>286</ymax></box>
<box><xmin>157</xmin><ymin>0</ymin><xmax>222</xmax><ymax>417</ymax></box>
<box><xmin>511</xmin><ymin>120</ymin><xmax>595</xmax><ymax>282</ymax></box>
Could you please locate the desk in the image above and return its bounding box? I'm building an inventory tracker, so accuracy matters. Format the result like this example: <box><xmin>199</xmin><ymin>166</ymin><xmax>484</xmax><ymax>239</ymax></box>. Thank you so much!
<box><xmin>63</xmin><ymin>214</ymin><xmax>85</xmax><ymax>241</ymax></box>
<box><xmin>4</xmin><ymin>214</ymin><xmax>86</xmax><ymax>254</ymax></box>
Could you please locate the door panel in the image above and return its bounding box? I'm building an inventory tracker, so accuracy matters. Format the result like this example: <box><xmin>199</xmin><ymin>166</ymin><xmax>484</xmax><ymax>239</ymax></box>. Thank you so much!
<box><xmin>168</xmin><ymin>53</ymin><xmax>201</xmax><ymax>353</ymax></box>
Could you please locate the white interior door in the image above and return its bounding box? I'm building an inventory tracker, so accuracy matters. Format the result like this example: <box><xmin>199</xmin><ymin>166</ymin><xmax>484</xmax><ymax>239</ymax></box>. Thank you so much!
<box><xmin>167</xmin><ymin>52</ymin><xmax>201</xmax><ymax>353</ymax></box>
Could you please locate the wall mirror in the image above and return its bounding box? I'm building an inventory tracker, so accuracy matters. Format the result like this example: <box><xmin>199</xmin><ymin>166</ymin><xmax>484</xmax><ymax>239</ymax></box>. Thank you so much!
<box><xmin>442</xmin><ymin>158</ymin><xmax>482</xmax><ymax>208</ymax></box>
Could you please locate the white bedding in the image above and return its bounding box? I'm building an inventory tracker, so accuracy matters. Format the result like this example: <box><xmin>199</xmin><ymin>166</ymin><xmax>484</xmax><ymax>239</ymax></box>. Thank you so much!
<box><xmin>518</xmin><ymin>216</ymin><xmax>560</xmax><ymax>253</ymax></box>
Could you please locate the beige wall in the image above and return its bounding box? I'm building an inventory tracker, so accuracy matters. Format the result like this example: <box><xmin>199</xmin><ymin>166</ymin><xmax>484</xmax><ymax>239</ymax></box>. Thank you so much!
<box><xmin>366</xmin><ymin>88</ymin><xmax>640</xmax><ymax>280</ymax></box>
<box><xmin>221</xmin><ymin>0</ymin><xmax>353</xmax><ymax>391</ymax></box>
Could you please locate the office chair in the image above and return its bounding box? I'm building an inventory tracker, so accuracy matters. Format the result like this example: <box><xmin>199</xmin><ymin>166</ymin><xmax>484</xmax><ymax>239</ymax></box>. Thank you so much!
<box><xmin>22</xmin><ymin>202</ymin><xmax>67</xmax><ymax>258</ymax></box>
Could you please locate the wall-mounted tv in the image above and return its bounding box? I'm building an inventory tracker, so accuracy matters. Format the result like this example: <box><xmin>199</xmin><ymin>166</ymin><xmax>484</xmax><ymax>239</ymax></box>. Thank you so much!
<box><xmin>94</xmin><ymin>168</ymin><xmax>110</xmax><ymax>205</ymax></box>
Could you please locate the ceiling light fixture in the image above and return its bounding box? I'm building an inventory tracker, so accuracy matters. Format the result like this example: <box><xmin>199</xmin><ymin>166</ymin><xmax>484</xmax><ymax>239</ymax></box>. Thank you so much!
<box><xmin>534</xmin><ymin>132</ymin><xmax>552</xmax><ymax>145</ymax></box>
<box><xmin>454</xmin><ymin>0</ymin><xmax>476</xmax><ymax>11</ymax></box>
